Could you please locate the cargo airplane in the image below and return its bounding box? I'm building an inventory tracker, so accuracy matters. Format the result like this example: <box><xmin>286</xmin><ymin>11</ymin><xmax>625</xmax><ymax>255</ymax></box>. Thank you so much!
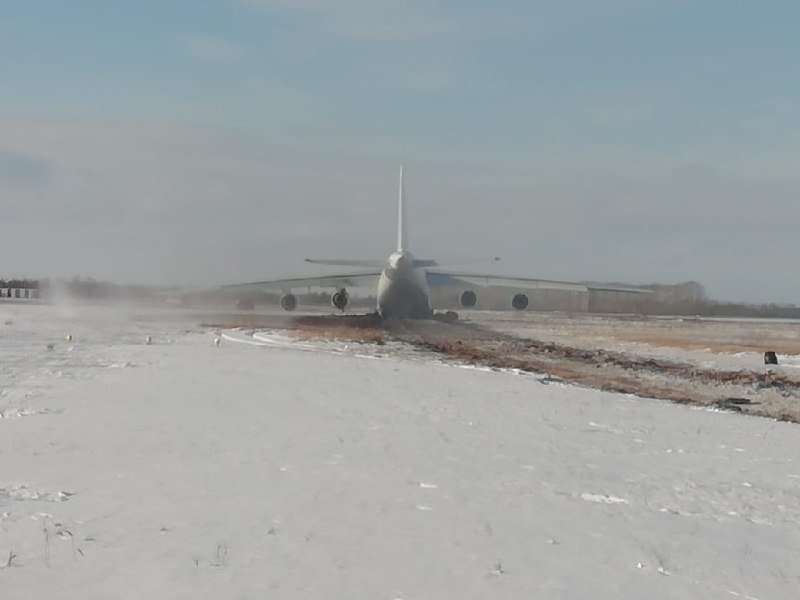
<box><xmin>223</xmin><ymin>167</ymin><xmax>648</xmax><ymax>318</ymax></box>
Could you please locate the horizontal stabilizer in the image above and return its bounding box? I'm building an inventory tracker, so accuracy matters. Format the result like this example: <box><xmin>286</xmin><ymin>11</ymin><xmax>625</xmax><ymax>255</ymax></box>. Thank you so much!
<box><xmin>429</xmin><ymin>257</ymin><xmax>501</xmax><ymax>268</ymax></box>
<box><xmin>412</xmin><ymin>259</ymin><xmax>438</xmax><ymax>268</ymax></box>
<box><xmin>304</xmin><ymin>258</ymin><xmax>387</xmax><ymax>268</ymax></box>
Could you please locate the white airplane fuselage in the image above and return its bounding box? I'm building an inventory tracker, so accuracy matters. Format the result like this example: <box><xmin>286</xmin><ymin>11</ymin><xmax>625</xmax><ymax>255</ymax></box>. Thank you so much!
<box><xmin>376</xmin><ymin>250</ymin><xmax>432</xmax><ymax>319</ymax></box>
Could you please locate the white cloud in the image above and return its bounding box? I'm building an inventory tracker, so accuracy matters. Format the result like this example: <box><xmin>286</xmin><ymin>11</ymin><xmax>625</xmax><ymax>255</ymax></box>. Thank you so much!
<box><xmin>0</xmin><ymin>150</ymin><xmax>51</xmax><ymax>188</ymax></box>
<box><xmin>236</xmin><ymin>0</ymin><xmax>528</xmax><ymax>44</ymax></box>
<box><xmin>239</xmin><ymin>0</ymin><xmax>457</xmax><ymax>41</ymax></box>
<box><xmin>588</xmin><ymin>102</ymin><xmax>653</xmax><ymax>127</ymax></box>
<box><xmin>360</xmin><ymin>52</ymin><xmax>460</xmax><ymax>92</ymax></box>
<box><xmin>178</xmin><ymin>35</ymin><xmax>248</xmax><ymax>62</ymax></box>
<box><xmin>236</xmin><ymin>0</ymin><xmax>680</xmax><ymax>45</ymax></box>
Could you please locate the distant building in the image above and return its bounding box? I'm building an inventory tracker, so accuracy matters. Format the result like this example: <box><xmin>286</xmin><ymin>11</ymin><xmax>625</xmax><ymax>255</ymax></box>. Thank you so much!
<box><xmin>1</xmin><ymin>288</ymin><xmax>39</xmax><ymax>299</ymax></box>
<box><xmin>0</xmin><ymin>279</ymin><xmax>40</xmax><ymax>300</ymax></box>
<box><xmin>2</xmin><ymin>289</ymin><xmax>26</xmax><ymax>299</ymax></box>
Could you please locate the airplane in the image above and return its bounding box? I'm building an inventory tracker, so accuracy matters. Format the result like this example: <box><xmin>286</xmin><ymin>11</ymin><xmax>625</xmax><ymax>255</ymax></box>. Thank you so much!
<box><xmin>222</xmin><ymin>167</ymin><xmax>649</xmax><ymax>319</ymax></box>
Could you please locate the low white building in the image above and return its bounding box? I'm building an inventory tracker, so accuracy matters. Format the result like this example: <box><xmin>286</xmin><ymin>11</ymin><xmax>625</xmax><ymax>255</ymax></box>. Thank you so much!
<box><xmin>0</xmin><ymin>288</ymin><xmax>39</xmax><ymax>299</ymax></box>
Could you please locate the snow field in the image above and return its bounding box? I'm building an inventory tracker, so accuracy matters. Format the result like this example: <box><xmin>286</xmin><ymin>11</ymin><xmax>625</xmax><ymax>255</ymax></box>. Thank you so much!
<box><xmin>1</xmin><ymin>304</ymin><xmax>799</xmax><ymax>599</ymax></box>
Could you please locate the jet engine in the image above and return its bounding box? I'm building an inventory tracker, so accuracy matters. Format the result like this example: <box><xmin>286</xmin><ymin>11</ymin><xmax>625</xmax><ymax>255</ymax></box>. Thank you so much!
<box><xmin>280</xmin><ymin>294</ymin><xmax>298</xmax><ymax>312</ymax></box>
<box><xmin>459</xmin><ymin>290</ymin><xmax>478</xmax><ymax>308</ymax></box>
<box><xmin>331</xmin><ymin>288</ymin><xmax>349</xmax><ymax>311</ymax></box>
<box><xmin>511</xmin><ymin>293</ymin><xmax>529</xmax><ymax>310</ymax></box>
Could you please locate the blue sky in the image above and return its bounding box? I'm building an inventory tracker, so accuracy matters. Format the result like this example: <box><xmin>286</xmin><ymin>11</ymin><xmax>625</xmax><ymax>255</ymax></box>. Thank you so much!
<box><xmin>2</xmin><ymin>1</ymin><xmax>800</xmax><ymax>302</ymax></box>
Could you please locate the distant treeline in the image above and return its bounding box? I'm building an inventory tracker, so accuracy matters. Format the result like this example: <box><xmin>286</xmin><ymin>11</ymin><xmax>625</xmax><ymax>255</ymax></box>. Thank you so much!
<box><xmin>631</xmin><ymin>281</ymin><xmax>800</xmax><ymax>319</ymax></box>
<box><xmin>48</xmin><ymin>278</ymin><xmax>162</xmax><ymax>300</ymax></box>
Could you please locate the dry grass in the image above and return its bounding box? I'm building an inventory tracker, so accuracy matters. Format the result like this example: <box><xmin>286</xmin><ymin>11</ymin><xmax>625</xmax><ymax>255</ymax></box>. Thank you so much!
<box><xmin>292</xmin><ymin>323</ymin><xmax>387</xmax><ymax>343</ymax></box>
<box><xmin>617</xmin><ymin>334</ymin><xmax>800</xmax><ymax>355</ymax></box>
<box><xmin>290</xmin><ymin>314</ymin><xmax>386</xmax><ymax>343</ymax></box>
<box><xmin>201</xmin><ymin>313</ymin><xmax>388</xmax><ymax>343</ymax></box>
<box><xmin>201</xmin><ymin>312</ymin><xmax>800</xmax><ymax>424</ymax></box>
<box><xmin>391</xmin><ymin>323</ymin><xmax>800</xmax><ymax>424</ymax></box>
<box><xmin>200</xmin><ymin>318</ymin><xmax>291</xmax><ymax>330</ymax></box>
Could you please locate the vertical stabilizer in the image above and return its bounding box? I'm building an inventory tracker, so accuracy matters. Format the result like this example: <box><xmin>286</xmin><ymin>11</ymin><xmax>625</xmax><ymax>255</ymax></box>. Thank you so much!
<box><xmin>397</xmin><ymin>165</ymin><xmax>408</xmax><ymax>252</ymax></box>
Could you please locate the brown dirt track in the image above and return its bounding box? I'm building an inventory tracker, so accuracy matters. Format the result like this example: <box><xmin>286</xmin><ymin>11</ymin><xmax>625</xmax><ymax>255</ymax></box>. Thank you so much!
<box><xmin>204</xmin><ymin>311</ymin><xmax>800</xmax><ymax>423</ymax></box>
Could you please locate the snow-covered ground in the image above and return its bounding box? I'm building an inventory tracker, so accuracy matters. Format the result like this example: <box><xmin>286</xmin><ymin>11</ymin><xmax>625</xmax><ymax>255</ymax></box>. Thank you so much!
<box><xmin>2</xmin><ymin>304</ymin><xmax>800</xmax><ymax>599</ymax></box>
<box><xmin>470</xmin><ymin>309</ymin><xmax>800</xmax><ymax>373</ymax></box>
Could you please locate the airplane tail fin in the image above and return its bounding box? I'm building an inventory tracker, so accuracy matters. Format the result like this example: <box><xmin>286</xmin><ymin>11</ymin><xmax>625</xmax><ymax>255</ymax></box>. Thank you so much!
<box><xmin>304</xmin><ymin>258</ymin><xmax>386</xmax><ymax>268</ymax></box>
<box><xmin>397</xmin><ymin>165</ymin><xmax>407</xmax><ymax>252</ymax></box>
<box><xmin>430</xmin><ymin>257</ymin><xmax>502</xmax><ymax>267</ymax></box>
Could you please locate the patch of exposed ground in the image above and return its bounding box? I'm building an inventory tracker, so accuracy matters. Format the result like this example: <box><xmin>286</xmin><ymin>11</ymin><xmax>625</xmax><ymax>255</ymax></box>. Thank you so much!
<box><xmin>478</xmin><ymin>312</ymin><xmax>800</xmax><ymax>356</ymax></box>
<box><xmin>291</xmin><ymin>314</ymin><xmax>387</xmax><ymax>343</ymax></box>
<box><xmin>386</xmin><ymin>319</ymin><xmax>800</xmax><ymax>422</ymax></box>
<box><xmin>616</xmin><ymin>334</ymin><xmax>800</xmax><ymax>354</ymax></box>
<box><xmin>207</xmin><ymin>312</ymin><xmax>800</xmax><ymax>423</ymax></box>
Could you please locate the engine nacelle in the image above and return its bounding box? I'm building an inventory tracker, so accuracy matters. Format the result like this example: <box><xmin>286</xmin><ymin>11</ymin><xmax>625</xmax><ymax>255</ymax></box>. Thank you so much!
<box><xmin>331</xmin><ymin>288</ymin><xmax>349</xmax><ymax>311</ymax></box>
<box><xmin>460</xmin><ymin>290</ymin><xmax>477</xmax><ymax>308</ymax></box>
<box><xmin>511</xmin><ymin>293</ymin><xmax>529</xmax><ymax>310</ymax></box>
<box><xmin>280</xmin><ymin>294</ymin><xmax>298</xmax><ymax>312</ymax></box>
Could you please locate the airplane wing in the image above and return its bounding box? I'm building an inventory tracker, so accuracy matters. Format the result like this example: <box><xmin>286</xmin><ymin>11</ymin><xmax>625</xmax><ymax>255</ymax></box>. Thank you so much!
<box><xmin>425</xmin><ymin>270</ymin><xmax>651</xmax><ymax>294</ymax></box>
<box><xmin>221</xmin><ymin>271</ymin><xmax>383</xmax><ymax>293</ymax></box>
<box><xmin>304</xmin><ymin>259</ymin><xmax>387</xmax><ymax>268</ymax></box>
